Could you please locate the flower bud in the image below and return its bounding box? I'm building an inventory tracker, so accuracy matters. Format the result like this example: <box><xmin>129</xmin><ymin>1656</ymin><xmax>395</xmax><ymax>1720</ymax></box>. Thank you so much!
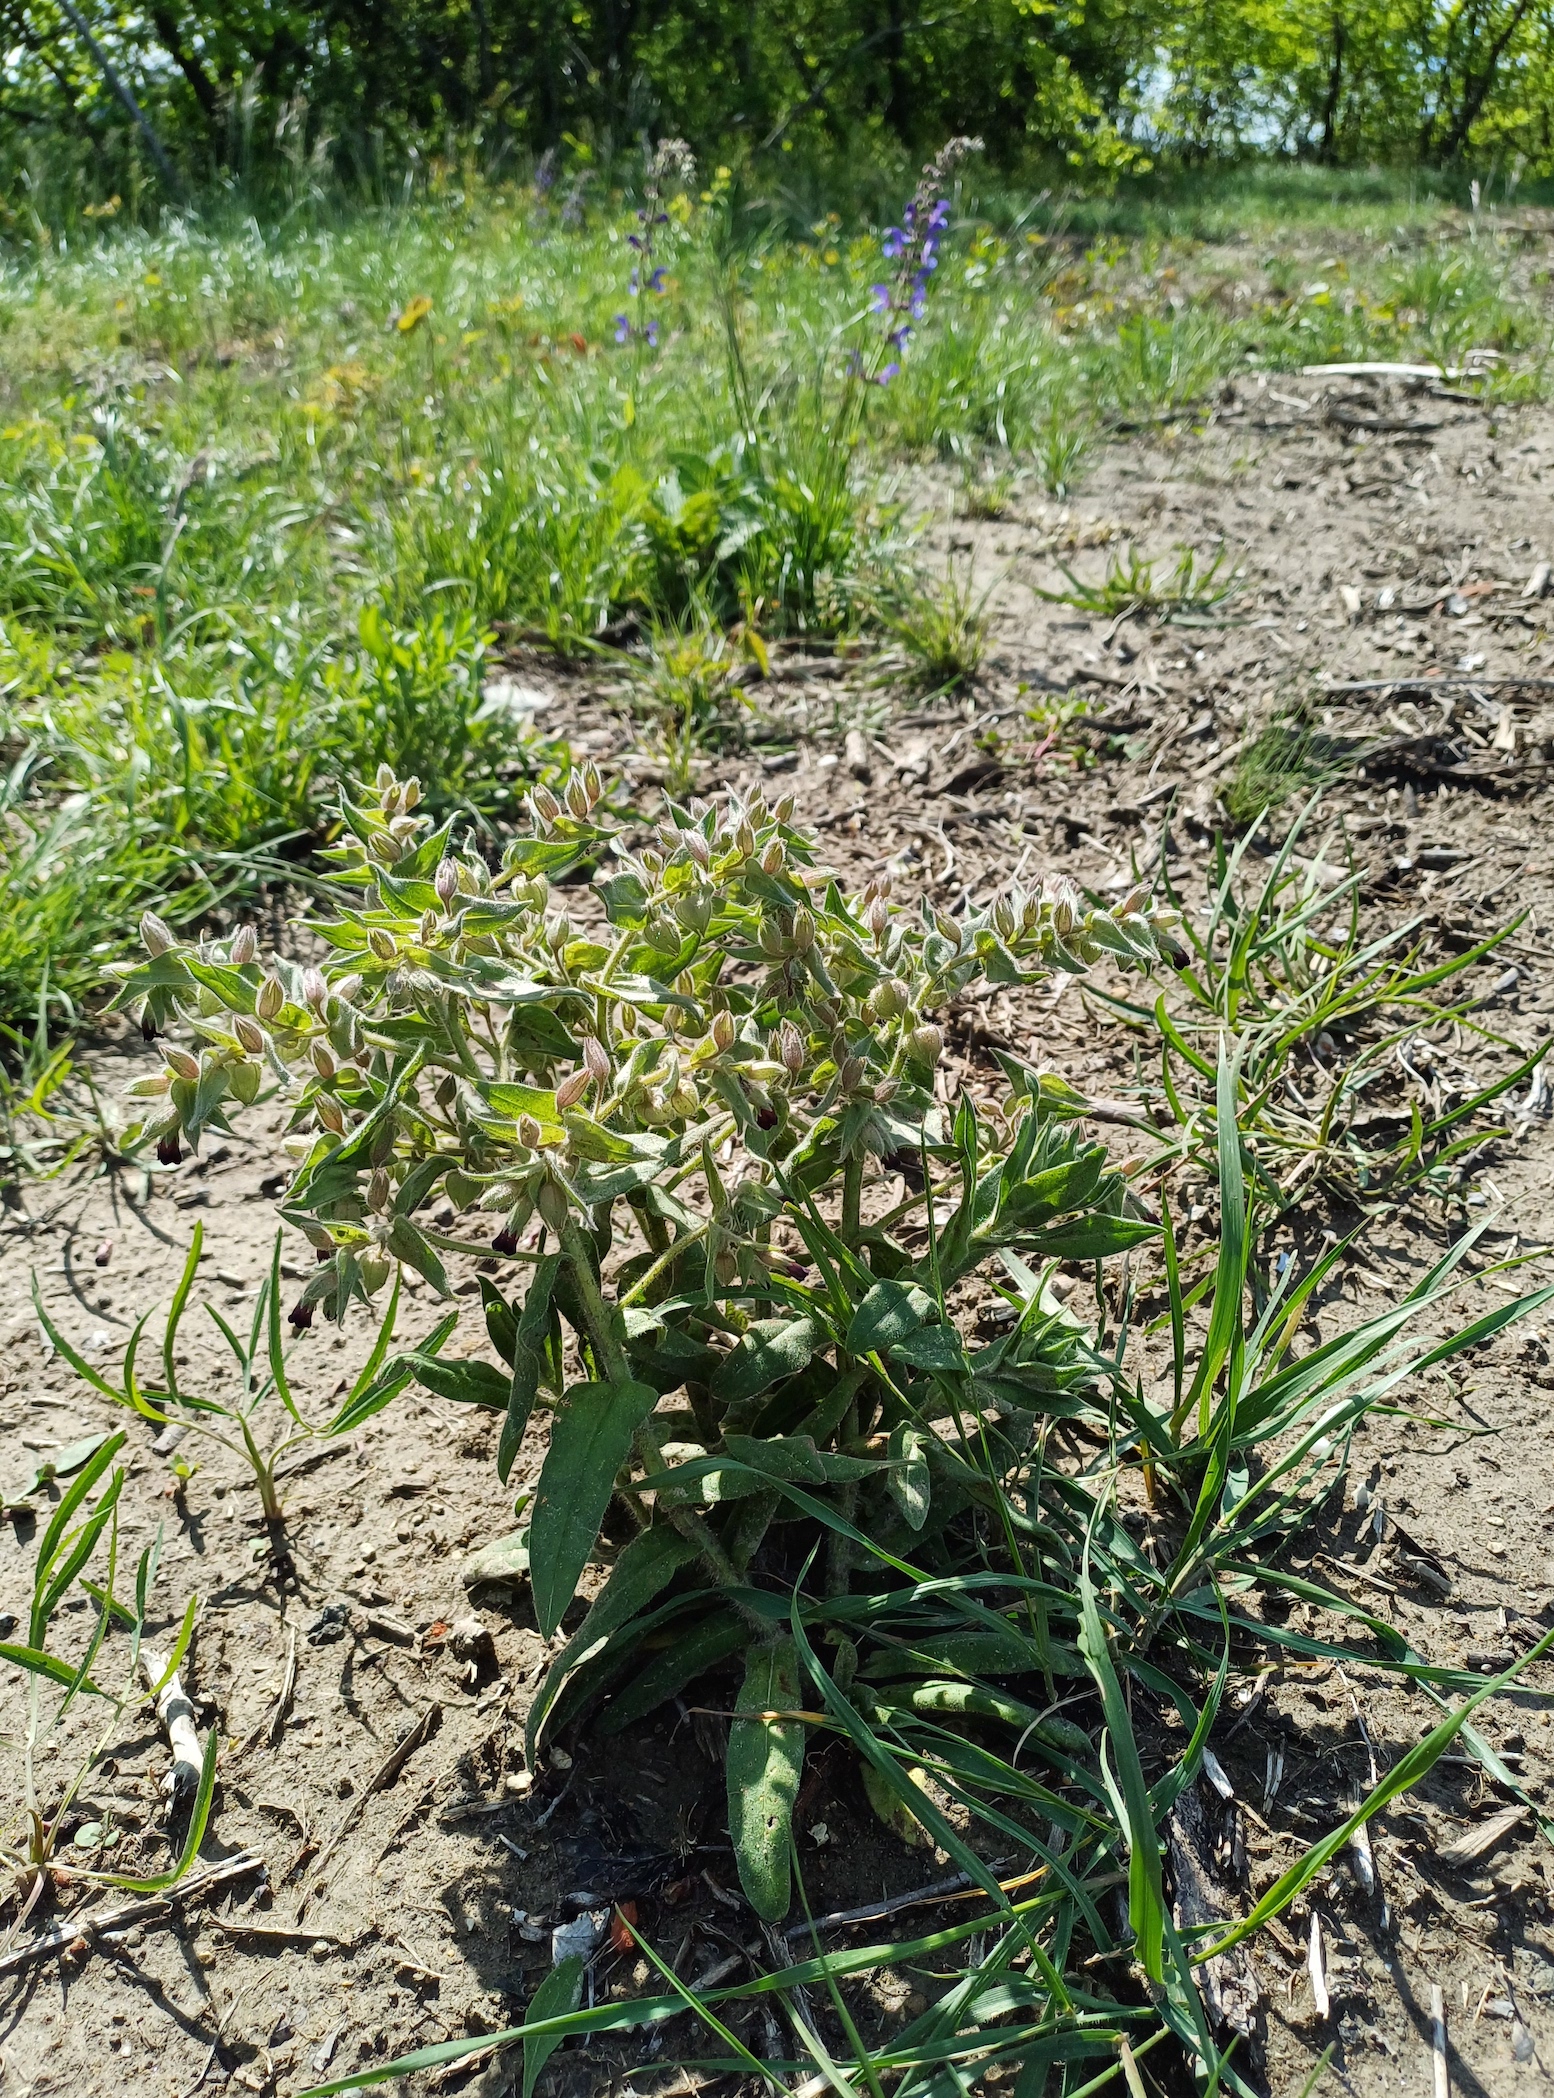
<box><xmin>760</xmin><ymin>838</ymin><xmax>785</xmax><ymax>875</ymax></box>
<box><xmin>368</xmin><ymin>1167</ymin><xmax>392</xmax><ymax>1211</ymax></box>
<box><xmin>778</xmin><ymin>1020</ymin><xmax>805</xmax><ymax>1075</ymax></box>
<box><xmin>161</xmin><ymin>1046</ymin><xmax>200</xmax><ymax>1081</ymax></box>
<box><xmin>375</xmin><ymin>762</ymin><xmax>396</xmax><ymax>792</ymax></box>
<box><xmin>360</xmin><ymin>1255</ymin><xmax>391</xmax><ymax>1294</ymax></box>
<box><xmin>531</xmin><ymin>783</ymin><xmax>562</xmax><ymax>827</ymax></box>
<box><xmin>684</xmin><ymin>829</ymin><xmax>710</xmax><ymax>869</ymax></box>
<box><xmin>774</xmin><ymin>792</ymin><xmax>795</xmax><ymax>823</ymax></box>
<box><xmin>368</xmin><ymin>830</ymin><xmax>402</xmax><ymax>864</ymax></box>
<box><xmin>311</xmin><ymin>1040</ymin><xmax>336</xmax><ymax>1079</ymax></box>
<box><xmin>868</xmin><ymin>979</ymin><xmax>905</xmax><ymax>1022</ymax></box>
<box><xmin>435</xmin><ymin>860</ymin><xmax>458</xmax><ymax>906</ymax></box>
<box><xmin>434</xmin><ymin>1072</ymin><xmax>457</xmax><ymax>1109</ymax></box>
<box><xmin>711</xmin><ymin>1009</ymin><xmax>735</xmax><ymax>1054</ymax></box>
<box><xmin>402</xmin><ymin>777</ymin><xmax>421</xmax><ymax>810</ymax></box>
<box><xmin>759</xmin><ymin>916</ymin><xmax>786</xmax><ymax>959</ymax></box>
<box><xmin>316</xmin><ymin>1095</ymin><xmax>346</xmax><ymax>1135</ymax></box>
<box><xmin>367</xmin><ymin>928</ymin><xmax>397</xmax><ymax>962</ymax></box>
<box><xmin>257</xmin><ymin>974</ymin><xmax>284</xmax><ymax>1021</ymax></box>
<box><xmin>554</xmin><ymin>1069</ymin><xmax>589</xmax><ymax>1111</ymax></box>
<box><xmin>908</xmin><ymin>1023</ymin><xmax>944</xmax><ymax>1068</ymax></box>
<box><xmin>516</xmin><ymin>1113</ymin><xmax>543</xmax><ymax>1149</ymax></box>
<box><xmin>302</xmin><ymin>967</ymin><xmax>328</xmax><ymax>1011</ymax></box>
<box><xmin>714</xmin><ymin>1248</ymin><xmax>739</xmax><ymax>1288</ymax></box>
<box><xmin>840</xmin><ymin>1055</ymin><xmax>865</xmax><ymax>1094</ymax></box>
<box><xmin>536</xmin><ymin>1179</ymin><xmax>569</xmax><ymax>1232</ymax></box>
<box><xmin>234</xmin><ymin>1015</ymin><xmax>264</xmax><ymax>1054</ymax></box>
<box><xmin>230</xmin><ymin>924</ymin><xmax>258</xmax><ymax>966</ymax></box>
<box><xmin>140</xmin><ymin>911</ymin><xmax>175</xmax><ymax>956</ymax></box>
<box><xmin>564</xmin><ymin>772</ymin><xmax>590</xmax><ymax>819</ymax></box>
<box><xmin>735</xmin><ymin>819</ymin><xmax>755</xmax><ymax>859</ymax></box>
<box><xmin>873</xmin><ymin>1077</ymin><xmax>900</xmax><ymax>1104</ymax></box>
<box><xmin>994</xmin><ymin>897</ymin><xmax>1017</xmax><ymax>942</ymax></box>
<box><xmin>584</xmin><ymin>1036</ymin><xmax>611</xmax><ymax>1084</ymax></box>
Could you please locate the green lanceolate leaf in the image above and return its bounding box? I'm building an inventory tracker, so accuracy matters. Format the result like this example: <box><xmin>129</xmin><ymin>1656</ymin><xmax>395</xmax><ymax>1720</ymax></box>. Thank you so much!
<box><xmin>527</xmin><ymin>1522</ymin><xmax>700</xmax><ymax>1754</ymax></box>
<box><xmin>500</xmin><ymin>1253</ymin><xmax>560</xmax><ymax>1485</ymax></box>
<box><xmin>709</xmin><ymin>1315</ymin><xmax>825</xmax><ymax>1406</ymax></box>
<box><xmin>886</xmin><ymin>1423</ymin><xmax>931</xmax><ymax>1529</ymax></box>
<box><xmin>529</xmin><ymin>1377</ymin><xmax>659</xmax><ymax>1636</ymax></box>
<box><xmin>727</xmin><ymin>1635</ymin><xmax>807</xmax><ymax>1921</ymax></box>
<box><xmin>405</xmin><ymin>1353</ymin><xmax>510</xmax><ymax>1410</ymax></box>
<box><xmin>846</xmin><ymin>1278</ymin><xmax>937</xmax><ymax>1355</ymax></box>
<box><xmin>522</xmin><ymin>1954</ymin><xmax>585</xmax><ymax>2098</ymax></box>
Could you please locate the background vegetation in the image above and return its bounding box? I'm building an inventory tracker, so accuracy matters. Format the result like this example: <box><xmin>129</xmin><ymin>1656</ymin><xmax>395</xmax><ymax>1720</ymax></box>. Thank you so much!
<box><xmin>9</xmin><ymin>0</ymin><xmax>1554</xmax><ymax>224</ymax></box>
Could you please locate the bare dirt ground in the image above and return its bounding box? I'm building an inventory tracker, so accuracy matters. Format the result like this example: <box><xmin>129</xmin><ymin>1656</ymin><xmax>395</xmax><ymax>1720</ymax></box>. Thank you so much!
<box><xmin>6</xmin><ymin>364</ymin><xmax>1554</xmax><ymax>2098</ymax></box>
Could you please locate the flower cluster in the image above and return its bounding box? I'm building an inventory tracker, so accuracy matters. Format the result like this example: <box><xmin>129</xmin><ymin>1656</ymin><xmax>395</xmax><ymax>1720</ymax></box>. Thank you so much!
<box><xmin>615</xmin><ymin>136</ymin><xmax>696</xmax><ymax>349</ymax></box>
<box><xmin>109</xmin><ymin>759</ymin><xmax>1181</xmax><ymax>1331</ymax></box>
<box><xmin>858</xmin><ymin>135</ymin><xmax>982</xmax><ymax>385</ymax></box>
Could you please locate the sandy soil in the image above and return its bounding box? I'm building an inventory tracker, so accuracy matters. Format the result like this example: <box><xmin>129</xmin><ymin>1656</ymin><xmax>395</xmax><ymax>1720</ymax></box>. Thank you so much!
<box><xmin>5</xmin><ymin>363</ymin><xmax>1554</xmax><ymax>2098</ymax></box>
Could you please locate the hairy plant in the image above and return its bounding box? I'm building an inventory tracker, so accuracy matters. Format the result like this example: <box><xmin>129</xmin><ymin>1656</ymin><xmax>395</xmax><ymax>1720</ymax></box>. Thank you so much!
<box><xmin>96</xmin><ymin>771</ymin><xmax>1554</xmax><ymax>2098</ymax></box>
<box><xmin>108</xmin><ymin>761</ymin><xmax>1179</xmax><ymax>1912</ymax></box>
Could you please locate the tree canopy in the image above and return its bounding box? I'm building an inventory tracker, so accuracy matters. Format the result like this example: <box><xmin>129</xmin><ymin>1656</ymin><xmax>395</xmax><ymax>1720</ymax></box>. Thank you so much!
<box><xmin>5</xmin><ymin>0</ymin><xmax>1554</xmax><ymax>209</ymax></box>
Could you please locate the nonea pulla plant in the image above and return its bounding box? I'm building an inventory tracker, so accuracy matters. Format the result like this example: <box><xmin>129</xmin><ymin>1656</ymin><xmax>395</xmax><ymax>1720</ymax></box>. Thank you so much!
<box><xmin>111</xmin><ymin>761</ymin><xmax>1182</xmax><ymax>1916</ymax></box>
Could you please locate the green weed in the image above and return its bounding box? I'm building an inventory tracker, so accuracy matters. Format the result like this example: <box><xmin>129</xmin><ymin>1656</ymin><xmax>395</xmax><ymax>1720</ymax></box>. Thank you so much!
<box><xmin>1036</xmin><ymin>541</ymin><xmax>1238</xmax><ymax>619</ymax></box>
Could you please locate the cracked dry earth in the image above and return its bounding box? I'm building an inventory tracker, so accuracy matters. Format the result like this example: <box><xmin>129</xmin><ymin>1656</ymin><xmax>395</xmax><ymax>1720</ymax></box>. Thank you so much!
<box><xmin>10</xmin><ymin>366</ymin><xmax>1554</xmax><ymax>2098</ymax></box>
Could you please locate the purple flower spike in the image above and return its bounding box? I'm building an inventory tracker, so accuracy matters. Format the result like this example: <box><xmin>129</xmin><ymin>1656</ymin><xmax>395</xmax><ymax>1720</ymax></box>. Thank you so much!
<box><xmin>877</xmin><ymin>361</ymin><xmax>900</xmax><ymax>385</ymax></box>
<box><xmin>870</xmin><ymin>283</ymin><xmax>891</xmax><ymax>313</ymax></box>
<box><xmin>882</xmin><ymin>227</ymin><xmax>905</xmax><ymax>259</ymax></box>
<box><xmin>648</xmin><ymin>266</ymin><xmax>667</xmax><ymax>293</ymax></box>
<box><xmin>614</xmin><ymin>313</ymin><xmax>630</xmax><ymax>343</ymax></box>
<box><xmin>628</xmin><ymin>232</ymin><xmax>643</xmax><ymax>250</ymax></box>
<box><xmin>644</xmin><ymin>320</ymin><xmax>659</xmax><ymax>347</ymax></box>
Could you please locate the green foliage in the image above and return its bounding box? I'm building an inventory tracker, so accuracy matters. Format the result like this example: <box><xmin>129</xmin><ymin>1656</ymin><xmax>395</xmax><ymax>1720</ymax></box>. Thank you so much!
<box><xmin>37</xmin><ymin>1225</ymin><xmax>424</xmax><ymax>1524</ymax></box>
<box><xmin>1094</xmin><ymin>807</ymin><xmax>1547</xmax><ymax>1218</ymax></box>
<box><xmin>0</xmin><ymin>1429</ymin><xmax>214</xmax><ymax>1904</ymax></box>
<box><xmin>110</xmin><ymin>762</ymin><xmax>1179</xmax><ymax>1915</ymax></box>
<box><xmin>1036</xmin><ymin>541</ymin><xmax>1238</xmax><ymax>619</ymax></box>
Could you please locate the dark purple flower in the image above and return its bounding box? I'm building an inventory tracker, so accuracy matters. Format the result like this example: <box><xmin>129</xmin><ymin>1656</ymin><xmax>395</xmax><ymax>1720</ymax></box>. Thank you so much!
<box><xmin>492</xmin><ymin>1228</ymin><xmax>519</xmax><ymax>1256</ymax></box>
<box><xmin>315</xmin><ymin>1244</ymin><xmax>333</xmax><ymax>1263</ymax></box>
<box><xmin>756</xmin><ymin>1107</ymin><xmax>779</xmax><ymax>1131</ymax></box>
<box><xmin>628</xmin><ymin>232</ymin><xmax>643</xmax><ymax>250</ymax></box>
<box><xmin>156</xmin><ymin>1132</ymin><xmax>182</xmax><ymax>1166</ymax></box>
<box><xmin>289</xmin><ymin>1299</ymin><xmax>314</xmax><ymax>1331</ymax></box>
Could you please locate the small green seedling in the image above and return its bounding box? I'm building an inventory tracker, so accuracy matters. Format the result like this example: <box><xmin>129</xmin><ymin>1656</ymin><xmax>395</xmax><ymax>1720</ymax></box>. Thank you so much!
<box><xmin>0</xmin><ymin>1432</ymin><xmax>213</xmax><ymax>1918</ymax></box>
<box><xmin>36</xmin><ymin>1228</ymin><xmax>441</xmax><ymax>1527</ymax></box>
